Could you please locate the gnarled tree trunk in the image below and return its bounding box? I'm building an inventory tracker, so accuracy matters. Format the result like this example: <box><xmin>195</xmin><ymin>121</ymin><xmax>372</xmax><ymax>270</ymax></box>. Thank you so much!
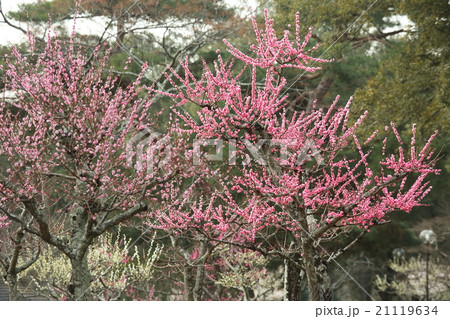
<box><xmin>67</xmin><ymin>203</ymin><xmax>93</xmax><ymax>300</ymax></box>
<box><xmin>283</xmin><ymin>253</ymin><xmax>303</xmax><ymax>300</ymax></box>
<box><xmin>69</xmin><ymin>250</ymin><xmax>92</xmax><ymax>301</ymax></box>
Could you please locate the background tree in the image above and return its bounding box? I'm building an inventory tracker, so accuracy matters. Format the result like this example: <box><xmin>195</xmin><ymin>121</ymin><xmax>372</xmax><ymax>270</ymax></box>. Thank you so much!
<box><xmin>2</xmin><ymin>0</ymin><xmax>246</xmax><ymax>87</ymax></box>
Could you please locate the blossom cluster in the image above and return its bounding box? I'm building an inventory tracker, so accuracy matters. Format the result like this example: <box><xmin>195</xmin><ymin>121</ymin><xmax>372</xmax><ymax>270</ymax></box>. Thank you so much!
<box><xmin>157</xmin><ymin>10</ymin><xmax>439</xmax><ymax>241</ymax></box>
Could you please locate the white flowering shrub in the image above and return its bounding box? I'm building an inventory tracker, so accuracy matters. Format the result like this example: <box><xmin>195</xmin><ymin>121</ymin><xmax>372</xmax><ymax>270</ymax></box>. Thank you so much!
<box><xmin>214</xmin><ymin>247</ymin><xmax>277</xmax><ymax>300</ymax></box>
<box><xmin>20</xmin><ymin>230</ymin><xmax>162</xmax><ymax>300</ymax></box>
<box><xmin>375</xmin><ymin>256</ymin><xmax>450</xmax><ymax>301</ymax></box>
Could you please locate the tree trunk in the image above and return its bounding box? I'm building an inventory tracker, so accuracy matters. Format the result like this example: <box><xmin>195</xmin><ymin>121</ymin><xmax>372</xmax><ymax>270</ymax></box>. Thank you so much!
<box><xmin>301</xmin><ymin>237</ymin><xmax>321</xmax><ymax>300</ymax></box>
<box><xmin>115</xmin><ymin>17</ymin><xmax>126</xmax><ymax>51</ymax></box>
<box><xmin>183</xmin><ymin>265</ymin><xmax>194</xmax><ymax>301</ymax></box>
<box><xmin>6</xmin><ymin>273</ymin><xmax>18</xmax><ymax>301</ymax></box>
<box><xmin>283</xmin><ymin>254</ymin><xmax>303</xmax><ymax>300</ymax></box>
<box><xmin>193</xmin><ymin>243</ymin><xmax>207</xmax><ymax>301</ymax></box>
<box><xmin>296</xmin><ymin>193</ymin><xmax>332</xmax><ymax>301</ymax></box>
<box><xmin>69</xmin><ymin>249</ymin><xmax>92</xmax><ymax>300</ymax></box>
<box><xmin>306</xmin><ymin>76</ymin><xmax>334</xmax><ymax>112</ymax></box>
<box><xmin>68</xmin><ymin>203</ymin><xmax>93</xmax><ymax>300</ymax></box>
<box><xmin>5</xmin><ymin>227</ymin><xmax>31</xmax><ymax>301</ymax></box>
<box><xmin>242</xmin><ymin>286</ymin><xmax>255</xmax><ymax>301</ymax></box>
<box><xmin>300</xmin><ymin>237</ymin><xmax>332</xmax><ymax>301</ymax></box>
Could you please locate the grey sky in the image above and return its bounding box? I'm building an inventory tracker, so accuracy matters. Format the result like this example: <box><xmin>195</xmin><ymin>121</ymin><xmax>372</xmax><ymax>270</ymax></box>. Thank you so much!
<box><xmin>0</xmin><ymin>0</ymin><xmax>34</xmax><ymax>45</ymax></box>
